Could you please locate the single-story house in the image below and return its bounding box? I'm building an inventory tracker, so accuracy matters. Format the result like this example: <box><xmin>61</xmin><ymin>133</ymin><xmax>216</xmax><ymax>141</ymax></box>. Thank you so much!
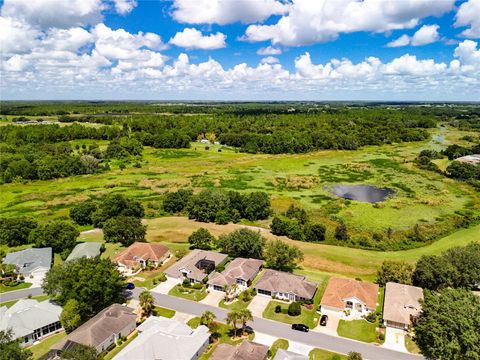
<box><xmin>210</xmin><ymin>341</ymin><xmax>269</xmax><ymax>360</ymax></box>
<box><xmin>113</xmin><ymin>316</ymin><xmax>210</xmax><ymax>360</ymax></box>
<box><xmin>320</xmin><ymin>277</ymin><xmax>379</xmax><ymax>317</ymax></box>
<box><xmin>49</xmin><ymin>304</ymin><xmax>136</xmax><ymax>356</ymax></box>
<box><xmin>3</xmin><ymin>247</ymin><xmax>52</xmax><ymax>282</ymax></box>
<box><xmin>165</xmin><ymin>249</ymin><xmax>228</xmax><ymax>283</ymax></box>
<box><xmin>0</xmin><ymin>299</ymin><xmax>62</xmax><ymax>346</ymax></box>
<box><xmin>66</xmin><ymin>242</ymin><xmax>102</xmax><ymax>262</ymax></box>
<box><xmin>254</xmin><ymin>269</ymin><xmax>317</xmax><ymax>302</ymax></box>
<box><xmin>207</xmin><ymin>258</ymin><xmax>263</xmax><ymax>292</ymax></box>
<box><xmin>383</xmin><ymin>282</ymin><xmax>424</xmax><ymax>330</ymax></box>
<box><xmin>114</xmin><ymin>242</ymin><xmax>171</xmax><ymax>273</ymax></box>
<box><xmin>274</xmin><ymin>349</ymin><xmax>309</xmax><ymax>360</ymax></box>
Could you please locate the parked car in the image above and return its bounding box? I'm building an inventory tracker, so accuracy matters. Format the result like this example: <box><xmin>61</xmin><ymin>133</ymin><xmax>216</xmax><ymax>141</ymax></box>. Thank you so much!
<box><xmin>320</xmin><ymin>315</ymin><xmax>328</xmax><ymax>326</ymax></box>
<box><xmin>125</xmin><ymin>282</ymin><xmax>135</xmax><ymax>290</ymax></box>
<box><xmin>291</xmin><ymin>324</ymin><xmax>309</xmax><ymax>332</ymax></box>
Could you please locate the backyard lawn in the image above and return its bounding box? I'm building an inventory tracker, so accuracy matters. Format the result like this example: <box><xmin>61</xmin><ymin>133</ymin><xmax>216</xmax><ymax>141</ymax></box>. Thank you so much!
<box><xmin>29</xmin><ymin>331</ymin><xmax>66</xmax><ymax>359</ymax></box>
<box><xmin>0</xmin><ymin>281</ymin><xmax>31</xmax><ymax>293</ymax></box>
<box><xmin>337</xmin><ymin>319</ymin><xmax>378</xmax><ymax>343</ymax></box>
<box><xmin>309</xmin><ymin>348</ymin><xmax>347</xmax><ymax>360</ymax></box>
<box><xmin>169</xmin><ymin>284</ymin><xmax>208</xmax><ymax>302</ymax></box>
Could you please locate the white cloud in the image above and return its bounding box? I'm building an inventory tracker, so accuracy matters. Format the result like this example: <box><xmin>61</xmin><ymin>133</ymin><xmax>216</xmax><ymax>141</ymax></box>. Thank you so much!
<box><xmin>42</xmin><ymin>27</ymin><xmax>93</xmax><ymax>52</ymax></box>
<box><xmin>0</xmin><ymin>16</ymin><xmax>40</xmax><ymax>55</ymax></box>
<box><xmin>1</xmin><ymin>0</ymin><xmax>104</xmax><ymax>29</ymax></box>
<box><xmin>411</xmin><ymin>24</ymin><xmax>440</xmax><ymax>46</ymax></box>
<box><xmin>387</xmin><ymin>24</ymin><xmax>440</xmax><ymax>47</ymax></box>
<box><xmin>454</xmin><ymin>39</ymin><xmax>480</xmax><ymax>65</ymax></box>
<box><xmin>171</xmin><ymin>0</ymin><xmax>288</xmax><ymax>25</ymax></box>
<box><xmin>257</xmin><ymin>46</ymin><xmax>282</xmax><ymax>55</ymax></box>
<box><xmin>261</xmin><ymin>56</ymin><xmax>279</xmax><ymax>64</ymax></box>
<box><xmin>244</xmin><ymin>0</ymin><xmax>454</xmax><ymax>46</ymax></box>
<box><xmin>455</xmin><ymin>0</ymin><xmax>480</xmax><ymax>38</ymax></box>
<box><xmin>169</xmin><ymin>28</ymin><xmax>226</xmax><ymax>50</ymax></box>
<box><xmin>387</xmin><ymin>34</ymin><xmax>411</xmax><ymax>48</ymax></box>
<box><xmin>113</xmin><ymin>0</ymin><xmax>137</xmax><ymax>15</ymax></box>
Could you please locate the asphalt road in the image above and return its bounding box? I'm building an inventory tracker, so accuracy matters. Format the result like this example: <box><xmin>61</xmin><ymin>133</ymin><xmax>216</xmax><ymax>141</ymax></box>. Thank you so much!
<box><xmin>130</xmin><ymin>289</ymin><xmax>423</xmax><ymax>360</ymax></box>
<box><xmin>0</xmin><ymin>286</ymin><xmax>44</xmax><ymax>303</ymax></box>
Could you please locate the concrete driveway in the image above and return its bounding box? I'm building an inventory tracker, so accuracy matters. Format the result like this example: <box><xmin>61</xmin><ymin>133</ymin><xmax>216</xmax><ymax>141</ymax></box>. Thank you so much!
<box><xmin>383</xmin><ymin>327</ymin><xmax>408</xmax><ymax>353</ymax></box>
<box><xmin>253</xmin><ymin>332</ymin><xmax>277</xmax><ymax>347</ymax></box>
<box><xmin>289</xmin><ymin>341</ymin><xmax>314</xmax><ymax>356</ymax></box>
<box><xmin>312</xmin><ymin>309</ymin><xmax>341</xmax><ymax>336</ymax></box>
<box><xmin>200</xmin><ymin>290</ymin><xmax>224</xmax><ymax>306</ymax></box>
<box><xmin>247</xmin><ymin>295</ymin><xmax>271</xmax><ymax>317</ymax></box>
<box><xmin>151</xmin><ymin>277</ymin><xmax>180</xmax><ymax>294</ymax></box>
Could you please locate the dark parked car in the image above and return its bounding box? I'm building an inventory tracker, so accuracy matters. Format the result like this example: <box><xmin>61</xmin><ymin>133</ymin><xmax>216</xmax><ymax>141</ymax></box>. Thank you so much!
<box><xmin>125</xmin><ymin>282</ymin><xmax>135</xmax><ymax>290</ymax></box>
<box><xmin>291</xmin><ymin>324</ymin><xmax>309</xmax><ymax>332</ymax></box>
<box><xmin>320</xmin><ymin>315</ymin><xmax>328</xmax><ymax>326</ymax></box>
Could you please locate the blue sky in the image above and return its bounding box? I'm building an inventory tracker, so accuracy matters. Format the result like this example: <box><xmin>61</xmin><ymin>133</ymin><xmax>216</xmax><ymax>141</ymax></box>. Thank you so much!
<box><xmin>1</xmin><ymin>0</ymin><xmax>480</xmax><ymax>100</ymax></box>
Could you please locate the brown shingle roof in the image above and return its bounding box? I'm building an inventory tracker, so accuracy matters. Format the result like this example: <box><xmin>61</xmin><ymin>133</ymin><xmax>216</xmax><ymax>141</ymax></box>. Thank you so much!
<box><xmin>114</xmin><ymin>242</ymin><xmax>170</xmax><ymax>268</ymax></box>
<box><xmin>321</xmin><ymin>277</ymin><xmax>379</xmax><ymax>310</ymax></box>
<box><xmin>165</xmin><ymin>249</ymin><xmax>228</xmax><ymax>282</ymax></box>
<box><xmin>51</xmin><ymin>304</ymin><xmax>136</xmax><ymax>350</ymax></box>
<box><xmin>383</xmin><ymin>282</ymin><xmax>423</xmax><ymax>325</ymax></box>
<box><xmin>254</xmin><ymin>269</ymin><xmax>317</xmax><ymax>300</ymax></box>
<box><xmin>210</xmin><ymin>341</ymin><xmax>268</xmax><ymax>360</ymax></box>
<box><xmin>207</xmin><ymin>258</ymin><xmax>263</xmax><ymax>287</ymax></box>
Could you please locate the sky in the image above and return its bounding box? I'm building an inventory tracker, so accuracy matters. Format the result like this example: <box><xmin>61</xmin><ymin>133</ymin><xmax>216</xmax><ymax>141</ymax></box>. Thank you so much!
<box><xmin>1</xmin><ymin>0</ymin><xmax>480</xmax><ymax>101</ymax></box>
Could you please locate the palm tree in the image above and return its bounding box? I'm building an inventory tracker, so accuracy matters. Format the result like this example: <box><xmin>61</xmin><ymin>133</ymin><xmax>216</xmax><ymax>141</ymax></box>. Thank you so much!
<box><xmin>200</xmin><ymin>310</ymin><xmax>216</xmax><ymax>328</ymax></box>
<box><xmin>238</xmin><ymin>309</ymin><xmax>253</xmax><ymax>335</ymax></box>
<box><xmin>225</xmin><ymin>283</ymin><xmax>239</xmax><ymax>302</ymax></box>
<box><xmin>226</xmin><ymin>310</ymin><xmax>241</xmax><ymax>338</ymax></box>
<box><xmin>139</xmin><ymin>290</ymin><xmax>154</xmax><ymax>318</ymax></box>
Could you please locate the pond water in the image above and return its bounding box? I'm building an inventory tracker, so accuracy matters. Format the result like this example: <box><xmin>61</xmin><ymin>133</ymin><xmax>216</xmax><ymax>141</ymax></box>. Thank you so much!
<box><xmin>328</xmin><ymin>184</ymin><xmax>395</xmax><ymax>203</ymax></box>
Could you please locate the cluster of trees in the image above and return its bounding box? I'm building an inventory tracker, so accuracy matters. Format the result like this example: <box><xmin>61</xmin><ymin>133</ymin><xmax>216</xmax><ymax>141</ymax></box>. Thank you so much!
<box><xmin>188</xmin><ymin>227</ymin><xmax>304</xmax><ymax>272</ymax></box>
<box><xmin>70</xmin><ymin>194</ymin><xmax>146</xmax><ymax>246</ymax></box>
<box><xmin>163</xmin><ymin>188</ymin><xmax>271</xmax><ymax>224</ymax></box>
<box><xmin>43</xmin><ymin>257</ymin><xmax>126</xmax><ymax>331</ymax></box>
<box><xmin>376</xmin><ymin>242</ymin><xmax>480</xmax><ymax>291</ymax></box>
<box><xmin>271</xmin><ymin>205</ymin><xmax>326</xmax><ymax>242</ymax></box>
<box><xmin>0</xmin><ymin>217</ymin><xmax>79</xmax><ymax>259</ymax></box>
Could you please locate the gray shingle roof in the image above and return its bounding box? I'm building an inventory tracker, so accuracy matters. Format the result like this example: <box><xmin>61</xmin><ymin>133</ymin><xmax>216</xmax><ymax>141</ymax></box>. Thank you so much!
<box><xmin>208</xmin><ymin>258</ymin><xmax>263</xmax><ymax>287</ymax></box>
<box><xmin>165</xmin><ymin>249</ymin><xmax>228</xmax><ymax>282</ymax></box>
<box><xmin>4</xmin><ymin>248</ymin><xmax>52</xmax><ymax>275</ymax></box>
<box><xmin>66</xmin><ymin>242</ymin><xmax>102</xmax><ymax>262</ymax></box>
<box><xmin>113</xmin><ymin>316</ymin><xmax>210</xmax><ymax>360</ymax></box>
<box><xmin>383</xmin><ymin>282</ymin><xmax>423</xmax><ymax>325</ymax></box>
<box><xmin>254</xmin><ymin>269</ymin><xmax>317</xmax><ymax>300</ymax></box>
<box><xmin>0</xmin><ymin>299</ymin><xmax>62</xmax><ymax>339</ymax></box>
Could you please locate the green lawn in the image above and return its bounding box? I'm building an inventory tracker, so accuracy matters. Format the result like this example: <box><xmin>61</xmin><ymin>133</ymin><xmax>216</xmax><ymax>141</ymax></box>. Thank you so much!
<box><xmin>309</xmin><ymin>348</ymin><xmax>347</xmax><ymax>360</ymax></box>
<box><xmin>169</xmin><ymin>284</ymin><xmax>208</xmax><ymax>302</ymax></box>
<box><xmin>263</xmin><ymin>301</ymin><xmax>320</xmax><ymax>329</ymax></box>
<box><xmin>29</xmin><ymin>331</ymin><xmax>66</xmax><ymax>359</ymax></box>
<box><xmin>103</xmin><ymin>331</ymin><xmax>138</xmax><ymax>360</ymax></box>
<box><xmin>405</xmin><ymin>334</ymin><xmax>421</xmax><ymax>354</ymax></box>
<box><xmin>0</xmin><ymin>281</ymin><xmax>31</xmax><ymax>293</ymax></box>
<box><xmin>337</xmin><ymin>320</ymin><xmax>378</xmax><ymax>343</ymax></box>
<box><xmin>153</xmin><ymin>306</ymin><xmax>176</xmax><ymax>318</ymax></box>
<box><xmin>269</xmin><ymin>339</ymin><xmax>289</xmax><ymax>358</ymax></box>
<box><xmin>219</xmin><ymin>297</ymin><xmax>251</xmax><ymax>311</ymax></box>
<box><xmin>187</xmin><ymin>317</ymin><xmax>201</xmax><ymax>329</ymax></box>
<box><xmin>0</xmin><ymin>294</ymin><xmax>50</xmax><ymax>308</ymax></box>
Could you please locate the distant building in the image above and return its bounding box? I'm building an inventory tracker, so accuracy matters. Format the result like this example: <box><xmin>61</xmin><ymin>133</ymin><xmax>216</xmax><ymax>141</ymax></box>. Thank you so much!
<box><xmin>50</xmin><ymin>304</ymin><xmax>136</xmax><ymax>356</ymax></box>
<box><xmin>383</xmin><ymin>282</ymin><xmax>423</xmax><ymax>330</ymax></box>
<box><xmin>114</xmin><ymin>242</ymin><xmax>171</xmax><ymax>274</ymax></box>
<box><xmin>320</xmin><ymin>277</ymin><xmax>379</xmax><ymax>318</ymax></box>
<box><xmin>165</xmin><ymin>249</ymin><xmax>228</xmax><ymax>283</ymax></box>
<box><xmin>0</xmin><ymin>299</ymin><xmax>62</xmax><ymax>346</ymax></box>
<box><xmin>208</xmin><ymin>258</ymin><xmax>263</xmax><ymax>292</ymax></box>
<box><xmin>455</xmin><ymin>154</ymin><xmax>480</xmax><ymax>165</ymax></box>
<box><xmin>66</xmin><ymin>242</ymin><xmax>102</xmax><ymax>262</ymax></box>
<box><xmin>210</xmin><ymin>341</ymin><xmax>269</xmax><ymax>360</ymax></box>
<box><xmin>113</xmin><ymin>316</ymin><xmax>210</xmax><ymax>360</ymax></box>
<box><xmin>3</xmin><ymin>248</ymin><xmax>52</xmax><ymax>282</ymax></box>
<box><xmin>254</xmin><ymin>269</ymin><xmax>317</xmax><ymax>302</ymax></box>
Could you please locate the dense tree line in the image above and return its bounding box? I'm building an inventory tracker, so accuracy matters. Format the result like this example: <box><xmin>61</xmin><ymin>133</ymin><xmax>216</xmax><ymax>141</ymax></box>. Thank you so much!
<box><xmin>163</xmin><ymin>188</ymin><xmax>271</xmax><ymax>223</ymax></box>
<box><xmin>271</xmin><ymin>205</ymin><xmax>326</xmax><ymax>242</ymax></box>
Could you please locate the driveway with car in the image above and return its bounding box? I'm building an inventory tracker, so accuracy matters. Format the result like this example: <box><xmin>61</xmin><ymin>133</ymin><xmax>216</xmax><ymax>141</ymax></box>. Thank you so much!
<box><xmin>313</xmin><ymin>309</ymin><xmax>341</xmax><ymax>336</ymax></box>
<box><xmin>247</xmin><ymin>295</ymin><xmax>271</xmax><ymax>317</ymax></box>
<box><xmin>151</xmin><ymin>277</ymin><xmax>180</xmax><ymax>294</ymax></box>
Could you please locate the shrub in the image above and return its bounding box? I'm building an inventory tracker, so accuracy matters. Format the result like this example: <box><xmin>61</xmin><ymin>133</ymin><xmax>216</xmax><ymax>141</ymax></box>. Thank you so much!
<box><xmin>157</xmin><ymin>272</ymin><xmax>167</xmax><ymax>282</ymax></box>
<box><xmin>378</xmin><ymin>333</ymin><xmax>385</xmax><ymax>341</ymax></box>
<box><xmin>192</xmin><ymin>283</ymin><xmax>203</xmax><ymax>290</ymax></box>
<box><xmin>275</xmin><ymin>305</ymin><xmax>282</xmax><ymax>313</ymax></box>
<box><xmin>182</xmin><ymin>278</ymin><xmax>191</xmax><ymax>286</ymax></box>
<box><xmin>287</xmin><ymin>302</ymin><xmax>301</xmax><ymax>316</ymax></box>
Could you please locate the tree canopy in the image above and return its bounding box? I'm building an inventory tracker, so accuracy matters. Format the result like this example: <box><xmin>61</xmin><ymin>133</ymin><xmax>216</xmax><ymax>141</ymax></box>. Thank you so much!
<box><xmin>375</xmin><ymin>260</ymin><xmax>414</xmax><ymax>287</ymax></box>
<box><xmin>103</xmin><ymin>216</ymin><xmax>146</xmax><ymax>246</ymax></box>
<box><xmin>188</xmin><ymin>228</ymin><xmax>215</xmax><ymax>250</ymax></box>
<box><xmin>264</xmin><ymin>240</ymin><xmax>304</xmax><ymax>272</ymax></box>
<box><xmin>29</xmin><ymin>220</ymin><xmax>79</xmax><ymax>259</ymax></box>
<box><xmin>0</xmin><ymin>217</ymin><xmax>37</xmax><ymax>247</ymax></box>
<box><xmin>217</xmin><ymin>228</ymin><xmax>265</xmax><ymax>259</ymax></box>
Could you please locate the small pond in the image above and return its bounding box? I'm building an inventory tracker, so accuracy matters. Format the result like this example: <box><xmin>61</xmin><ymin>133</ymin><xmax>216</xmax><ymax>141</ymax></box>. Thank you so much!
<box><xmin>327</xmin><ymin>184</ymin><xmax>395</xmax><ymax>204</ymax></box>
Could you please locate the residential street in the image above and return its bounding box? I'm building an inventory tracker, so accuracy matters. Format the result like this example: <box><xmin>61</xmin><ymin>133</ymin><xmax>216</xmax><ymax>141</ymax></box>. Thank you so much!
<box><xmin>0</xmin><ymin>287</ymin><xmax>44</xmax><ymax>303</ymax></box>
<box><xmin>130</xmin><ymin>289</ymin><xmax>423</xmax><ymax>360</ymax></box>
